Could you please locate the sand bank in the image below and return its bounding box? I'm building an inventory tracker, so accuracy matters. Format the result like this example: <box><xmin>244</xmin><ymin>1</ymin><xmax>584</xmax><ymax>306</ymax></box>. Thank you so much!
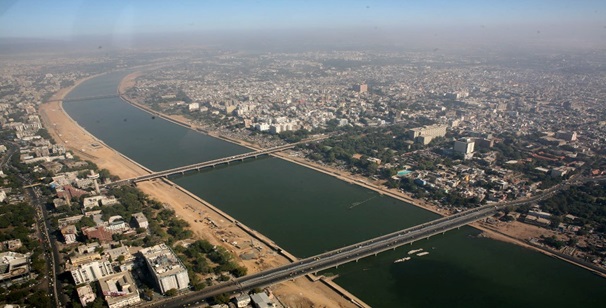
<box><xmin>39</xmin><ymin>73</ymin><xmax>361</xmax><ymax>308</ymax></box>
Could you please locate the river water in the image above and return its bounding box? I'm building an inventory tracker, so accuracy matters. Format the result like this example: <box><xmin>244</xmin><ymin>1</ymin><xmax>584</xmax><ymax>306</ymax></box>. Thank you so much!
<box><xmin>64</xmin><ymin>71</ymin><xmax>606</xmax><ymax>307</ymax></box>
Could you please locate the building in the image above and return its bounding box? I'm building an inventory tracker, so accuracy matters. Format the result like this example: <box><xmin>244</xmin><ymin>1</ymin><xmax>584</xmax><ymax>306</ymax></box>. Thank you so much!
<box><xmin>106</xmin><ymin>246</ymin><xmax>135</xmax><ymax>270</ymax></box>
<box><xmin>354</xmin><ymin>84</ymin><xmax>368</xmax><ymax>93</ymax></box>
<box><xmin>76</xmin><ymin>284</ymin><xmax>96</xmax><ymax>307</ymax></box>
<box><xmin>82</xmin><ymin>226</ymin><xmax>113</xmax><ymax>243</ymax></box>
<box><xmin>454</xmin><ymin>138</ymin><xmax>475</xmax><ymax>154</ymax></box>
<box><xmin>1</xmin><ymin>239</ymin><xmax>23</xmax><ymax>251</ymax></box>
<box><xmin>60</xmin><ymin>225</ymin><xmax>78</xmax><ymax>244</ymax></box>
<box><xmin>269</xmin><ymin>122</ymin><xmax>296</xmax><ymax>134</ymax></box>
<box><xmin>83</xmin><ymin>195</ymin><xmax>119</xmax><ymax>210</ymax></box>
<box><xmin>58</xmin><ymin>215</ymin><xmax>83</xmax><ymax>227</ymax></box>
<box><xmin>71</xmin><ymin>261</ymin><xmax>115</xmax><ymax>285</ymax></box>
<box><xmin>140</xmin><ymin>244</ymin><xmax>190</xmax><ymax>294</ymax></box>
<box><xmin>555</xmin><ymin>131</ymin><xmax>577</xmax><ymax>142</ymax></box>
<box><xmin>0</xmin><ymin>252</ymin><xmax>31</xmax><ymax>284</ymax></box>
<box><xmin>69</xmin><ymin>253</ymin><xmax>102</xmax><ymax>267</ymax></box>
<box><xmin>408</xmin><ymin>124</ymin><xmax>447</xmax><ymax>144</ymax></box>
<box><xmin>131</xmin><ymin>212</ymin><xmax>149</xmax><ymax>229</ymax></box>
<box><xmin>250</xmin><ymin>292</ymin><xmax>275</xmax><ymax>308</ymax></box>
<box><xmin>232</xmin><ymin>294</ymin><xmax>252</xmax><ymax>308</ymax></box>
<box><xmin>188</xmin><ymin>102</ymin><xmax>200</xmax><ymax>112</ymax></box>
<box><xmin>106</xmin><ymin>216</ymin><xmax>129</xmax><ymax>234</ymax></box>
<box><xmin>255</xmin><ymin>123</ymin><xmax>270</xmax><ymax>132</ymax></box>
<box><xmin>98</xmin><ymin>272</ymin><xmax>141</xmax><ymax>308</ymax></box>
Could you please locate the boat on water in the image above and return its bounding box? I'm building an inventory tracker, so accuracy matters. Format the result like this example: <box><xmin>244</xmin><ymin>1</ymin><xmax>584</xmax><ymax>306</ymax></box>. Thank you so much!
<box><xmin>394</xmin><ymin>257</ymin><xmax>411</xmax><ymax>263</ymax></box>
<box><xmin>417</xmin><ymin>252</ymin><xmax>429</xmax><ymax>256</ymax></box>
<box><xmin>407</xmin><ymin>248</ymin><xmax>423</xmax><ymax>255</ymax></box>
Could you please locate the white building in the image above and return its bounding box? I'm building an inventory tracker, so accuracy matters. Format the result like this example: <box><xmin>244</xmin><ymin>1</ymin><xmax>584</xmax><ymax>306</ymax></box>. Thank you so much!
<box><xmin>83</xmin><ymin>195</ymin><xmax>119</xmax><ymax>210</ymax></box>
<box><xmin>454</xmin><ymin>138</ymin><xmax>475</xmax><ymax>154</ymax></box>
<box><xmin>0</xmin><ymin>251</ymin><xmax>31</xmax><ymax>283</ymax></box>
<box><xmin>106</xmin><ymin>216</ymin><xmax>129</xmax><ymax>234</ymax></box>
<box><xmin>131</xmin><ymin>212</ymin><xmax>149</xmax><ymax>229</ymax></box>
<box><xmin>188</xmin><ymin>102</ymin><xmax>200</xmax><ymax>112</ymax></box>
<box><xmin>71</xmin><ymin>261</ymin><xmax>115</xmax><ymax>285</ymax></box>
<box><xmin>140</xmin><ymin>244</ymin><xmax>190</xmax><ymax>294</ymax></box>
<box><xmin>408</xmin><ymin>124</ymin><xmax>447</xmax><ymax>144</ymax></box>
<box><xmin>255</xmin><ymin>123</ymin><xmax>270</xmax><ymax>132</ymax></box>
<box><xmin>76</xmin><ymin>284</ymin><xmax>96</xmax><ymax>306</ymax></box>
<box><xmin>98</xmin><ymin>272</ymin><xmax>141</xmax><ymax>308</ymax></box>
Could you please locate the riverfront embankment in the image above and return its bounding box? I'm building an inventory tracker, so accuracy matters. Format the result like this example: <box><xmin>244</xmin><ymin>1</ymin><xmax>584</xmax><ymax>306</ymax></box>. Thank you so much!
<box><xmin>39</xmin><ymin>73</ymin><xmax>363</xmax><ymax>308</ymax></box>
<box><xmin>116</xmin><ymin>71</ymin><xmax>606</xmax><ymax>280</ymax></box>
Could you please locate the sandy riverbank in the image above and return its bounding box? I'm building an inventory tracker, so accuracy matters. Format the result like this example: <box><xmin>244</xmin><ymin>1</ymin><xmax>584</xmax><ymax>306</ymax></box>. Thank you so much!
<box><xmin>39</xmin><ymin>73</ymin><xmax>361</xmax><ymax>308</ymax></box>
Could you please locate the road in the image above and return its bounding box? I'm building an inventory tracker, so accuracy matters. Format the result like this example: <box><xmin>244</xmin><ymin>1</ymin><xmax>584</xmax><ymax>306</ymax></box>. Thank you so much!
<box><xmin>149</xmin><ymin>173</ymin><xmax>596</xmax><ymax>308</ymax></box>
<box><xmin>147</xmin><ymin>204</ymin><xmax>501</xmax><ymax>307</ymax></box>
<box><xmin>25</xmin><ymin>185</ymin><xmax>63</xmax><ymax>307</ymax></box>
<box><xmin>110</xmin><ymin>135</ymin><xmax>329</xmax><ymax>186</ymax></box>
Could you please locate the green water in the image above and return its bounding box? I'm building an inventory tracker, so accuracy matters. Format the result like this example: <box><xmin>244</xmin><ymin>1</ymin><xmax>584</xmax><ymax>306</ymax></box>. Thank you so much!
<box><xmin>63</xmin><ymin>72</ymin><xmax>606</xmax><ymax>307</ymax></box>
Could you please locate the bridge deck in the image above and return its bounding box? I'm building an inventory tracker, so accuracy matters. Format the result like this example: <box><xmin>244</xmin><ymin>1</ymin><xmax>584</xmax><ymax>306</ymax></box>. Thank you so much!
<box><xmin>147</xmin><ymin>204</ymin><xmax>500</xmax><ymax>307</ymax></box>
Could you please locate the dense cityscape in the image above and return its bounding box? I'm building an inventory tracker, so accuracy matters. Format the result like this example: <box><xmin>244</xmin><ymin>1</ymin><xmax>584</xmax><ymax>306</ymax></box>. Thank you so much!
<box><xmin>0</xmin><ymin>45</ymin><xmax>604</xmax><ymax>307</ymax></box>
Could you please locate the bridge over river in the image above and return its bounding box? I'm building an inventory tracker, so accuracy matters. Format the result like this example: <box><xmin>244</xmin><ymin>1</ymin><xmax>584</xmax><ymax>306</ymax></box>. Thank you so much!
<box><xmin>145</xmin><ymin>174</ymin><xmax>590</xmax><ymax>308</ymax></box>
<box><xmin>147</xmin><ymin>204</ymin><xmax>505</xmax><ymax>307</ymax></box>
<box><xmin>48</xmin><ymin>94</ymin><xmax>121</xmax><ymax>103</ymax></box>
<box><xmin>109</xmin><ymin>136</ymin><xmax>329</xmax><ymax>186</ymax></box>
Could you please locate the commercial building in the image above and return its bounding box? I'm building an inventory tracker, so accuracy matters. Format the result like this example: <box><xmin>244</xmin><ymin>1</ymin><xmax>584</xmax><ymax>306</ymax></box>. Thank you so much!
<box><xmin>140</xmin><ymin>244</ymin><xmax>190</xmax><ymax>294</ymax></box>
<box><xmin>408</xmin><ymin>124</ymin><xmax>447</xmax><ymax>144</ymax></box>
<box><xmin>454</xmin><ymin>138</ymin><xmax>475</xmax><ymax>154</ymax></box>
<box><xmin>71</xmin><ymin>261</ymin><xmax>115</xmax><ymax>285</ymax></box>
<box><xmin>0</xmin><ymin>252</ymin><xmax>31</xmax><ymax>284</ymax></box>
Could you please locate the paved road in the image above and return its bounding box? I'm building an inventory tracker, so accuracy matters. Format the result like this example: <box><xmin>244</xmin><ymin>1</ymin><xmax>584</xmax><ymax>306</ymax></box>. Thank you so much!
<box><xmin>147</xmin><ymin>204</ymin><xmax>500</xmax><ymax>307</ymax></box>
<box><xmin>110</xmin><ymin>136</ymin><xmax>328</xmax><ymax>186</ymax></box>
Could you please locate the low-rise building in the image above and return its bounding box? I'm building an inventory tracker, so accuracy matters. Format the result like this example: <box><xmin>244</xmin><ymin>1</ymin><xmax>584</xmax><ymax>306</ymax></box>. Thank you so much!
<box><xmin>60</xmin><ymin>225</ymin><xmax>78</xmax><ymax>244</ymax></box>
<box><xmin>0</xmin><ymin>251</ymin><xmax>31</xmax><ymax>283</ymax></box>
<box><xmin>131</xmin><ymin>212</ymin><xmax>148</xmax><ymax>229</ymax></box>
<box><xmin>76</xmin><ymin>284</ymin><xmax>96</xmax><ymax>306</ymax></box>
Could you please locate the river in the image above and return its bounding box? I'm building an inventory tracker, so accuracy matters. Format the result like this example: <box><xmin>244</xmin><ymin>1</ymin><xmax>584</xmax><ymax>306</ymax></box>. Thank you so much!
<box><xmin>63</xmin><ymin>71</ymin><xmax>606</xmax><ymax>307</ymax></box>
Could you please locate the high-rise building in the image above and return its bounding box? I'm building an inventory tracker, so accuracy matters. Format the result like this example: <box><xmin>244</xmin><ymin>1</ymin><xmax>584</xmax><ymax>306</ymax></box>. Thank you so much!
<box><xmin>354</xmin><ymin>84</ymin><xmax>368</xmax><ymax>93</ymax></box>
<box><xmin>140</xmin><ymin>244</ymin><xmax>190</xmax><ymax>294</ymax></box>
<box><xmin>454</xmin><ymin>138</ymin><xmax>475</xmax><ymax>157</ymax></box>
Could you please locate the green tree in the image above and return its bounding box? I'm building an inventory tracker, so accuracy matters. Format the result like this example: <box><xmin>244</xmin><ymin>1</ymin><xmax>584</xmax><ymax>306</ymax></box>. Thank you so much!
<box><xmin>164</xmin><ymin>288</ymin><xmax>178</xmax><ymax>297</ymax></box>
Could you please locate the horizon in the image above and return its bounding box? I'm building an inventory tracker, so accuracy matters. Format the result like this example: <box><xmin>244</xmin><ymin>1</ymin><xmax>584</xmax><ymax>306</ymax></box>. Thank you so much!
<box><xmin>1</xmin><ymin>0</ymin><xmax>605</xmax><ymax>52</ymax></box>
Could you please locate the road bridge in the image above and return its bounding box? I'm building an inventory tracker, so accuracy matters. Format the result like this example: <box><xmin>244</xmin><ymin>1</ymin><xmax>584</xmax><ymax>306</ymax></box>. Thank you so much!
<box><xmin>109</xmin><ymin>136</ymin><xmax>328</xmax><ymax>186</ymax></box>
<box><xmin>148</xmin><ymin>204</ymin><xmax>503</xmax><ymax>307</ymax></box>
<box><xmin>47</xmin><ymin>94</ymin><xmax>120</xmax><ymax>103</ymax></box>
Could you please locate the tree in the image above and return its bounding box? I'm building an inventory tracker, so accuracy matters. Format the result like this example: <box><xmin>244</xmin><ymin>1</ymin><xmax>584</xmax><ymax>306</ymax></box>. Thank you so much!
<box><xmin>164</xmin><ymin>288</ymin><xmax>178</xmax><ymax>297</ymax></box>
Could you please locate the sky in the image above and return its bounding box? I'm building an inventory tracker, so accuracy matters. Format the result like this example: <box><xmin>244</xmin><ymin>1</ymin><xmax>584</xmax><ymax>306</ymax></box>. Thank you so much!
<box><xmin>0</xmin><ymin>0</ymin><xmax>605</xmax><ymax>48</ymax></box>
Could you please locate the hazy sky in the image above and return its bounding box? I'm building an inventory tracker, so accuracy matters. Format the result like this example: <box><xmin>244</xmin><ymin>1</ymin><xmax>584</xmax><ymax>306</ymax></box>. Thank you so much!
<box><xmin>1</xmin><ymin>0</ymin><xmax>605</xmax><ymax>48</ymax></box>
